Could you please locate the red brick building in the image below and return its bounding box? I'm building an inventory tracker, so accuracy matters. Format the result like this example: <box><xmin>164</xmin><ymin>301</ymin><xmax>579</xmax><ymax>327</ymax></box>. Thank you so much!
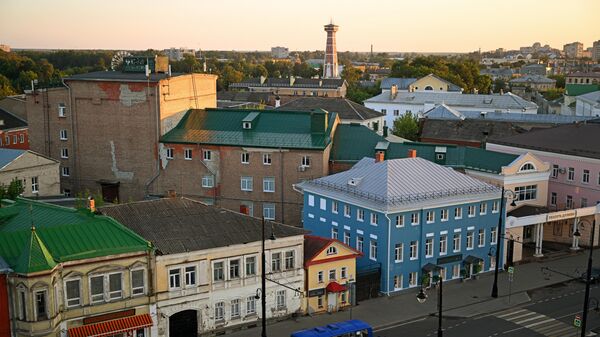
<box><xmin>0</xmin><ymin>108</ymin><xmax>28</xmax><ymax>150</ymax></box>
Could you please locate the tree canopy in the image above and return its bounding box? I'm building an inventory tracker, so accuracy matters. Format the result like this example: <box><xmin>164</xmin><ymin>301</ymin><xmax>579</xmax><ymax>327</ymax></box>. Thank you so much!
<box><xmin>392</xmin><ymin>112</ymin><xmax>419</xmax><ymax>141</ymax></box>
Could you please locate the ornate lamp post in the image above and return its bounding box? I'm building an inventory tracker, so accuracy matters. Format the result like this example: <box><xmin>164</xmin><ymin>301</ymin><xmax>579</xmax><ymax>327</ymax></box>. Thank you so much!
<box><xmin>574</xmin><ymin>219</ymin><xmax>596</xmax><ymax>337</ymax></box>
<box><xmin>491</xmin><ymin>188</ymin><xmax>516</xmax><ymax>298</ymax></box>
<box><xmin>417</xmin><ymin>269</ymin><xmax>443</xmax><ymax>337</ymax></box>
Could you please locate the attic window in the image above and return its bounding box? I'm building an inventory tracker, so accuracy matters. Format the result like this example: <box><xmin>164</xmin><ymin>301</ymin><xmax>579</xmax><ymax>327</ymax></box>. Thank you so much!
<box><xmin>326</xmin><ymin>247</ymin><xmax>337</xmax><ymax>255</ymax></box>
<box><xmin>519</xmin><ymin>163</ymin><xmax>536</xmax><ymax>172</ymax></box>
<box><xmin>242</xmin><ymin>122</ymin><xmax>252</xmax><ymax>129</ymax></box>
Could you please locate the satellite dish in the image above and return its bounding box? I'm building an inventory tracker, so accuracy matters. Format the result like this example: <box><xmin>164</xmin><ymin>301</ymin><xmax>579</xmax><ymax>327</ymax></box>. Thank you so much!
<box><xmin>111</xmin><ymin>51</ymin><xmax>132</xmax><ymax>71</ymax></box>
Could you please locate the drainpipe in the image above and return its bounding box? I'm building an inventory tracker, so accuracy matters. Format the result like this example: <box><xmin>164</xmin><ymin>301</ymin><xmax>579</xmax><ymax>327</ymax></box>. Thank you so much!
<box><xmin>62</xmin><ymin>78</ymin><xmax>79</xmax><ymax>193</ymax></box>
<box><xmin>144</xmin><ymin>84</ymin><xmax>162</xmax><ymax>197</ymax></box>
<box><xmin>384</xmin><ymin>212</ymin><xmax>392</xmax><ymax>295</ymax></box>
<box><xmin>280</xmin><ymin>147</ymin><xmax>285</xmax><ymax>224</ymax></box>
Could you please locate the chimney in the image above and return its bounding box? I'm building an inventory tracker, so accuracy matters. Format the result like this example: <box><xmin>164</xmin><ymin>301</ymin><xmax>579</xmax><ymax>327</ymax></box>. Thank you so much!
<box><xmin>408</xmin><ymin>149</ymin><xmax>417</xmax><ymax>158</ymax></box>
<box><xmin>390</xmin><ymin>84</ymin><xmax>398</xmax><ymax>99</ymax></box>
<box><xmin>275</xmin><ymin>96</ymin><xmax>281</xmax><ymax>108</ymax></box>
<box><xmin>167</xmin><ymin>190</ymin><xmax>177</xmax><ymax>198</ymax></box>
<box><xmin>375</xmin><ymin>151</ymin><xmax>385</xmax><ymax>163</ymax></box>
<box><xmin>88</xmin><ymin>196</ymin><xmax>96</xmax><ymax>213</ymax></box>
<box><xmin>383</xmin><ymin>125</ymin><xmax>388</xmax><ymax>137</ymax></box>
<box><xmin>310</xmin><ymin>110</ymin><xmax>328</xmax><ymax>134</ymax></box>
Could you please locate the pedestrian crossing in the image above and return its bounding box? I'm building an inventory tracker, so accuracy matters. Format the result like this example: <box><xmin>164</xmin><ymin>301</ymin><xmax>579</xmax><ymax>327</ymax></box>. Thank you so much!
<box><xmin>495</xmin><ymin>308</ymin><xmax>579</xmax><ymax>337</ymax></box>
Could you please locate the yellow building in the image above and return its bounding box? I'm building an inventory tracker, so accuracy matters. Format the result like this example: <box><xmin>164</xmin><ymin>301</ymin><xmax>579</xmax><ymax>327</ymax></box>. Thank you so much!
<box><xmin>303</xmin><ymin>235</ymin><xmax>361</xmax><ymax>314</ymax></box>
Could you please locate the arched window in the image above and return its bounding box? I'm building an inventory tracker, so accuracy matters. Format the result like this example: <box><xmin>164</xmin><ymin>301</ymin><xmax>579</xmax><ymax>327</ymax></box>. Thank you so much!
<box><xmin>326</xmin><ymin>246</ymin><xmax>337</xmax><ymax>255</ymax></box>
<box><xmin>424</xmin><ymin>86</ymin><xmax>433</xmax><ymax>91</ymax></box>
<box><xmin>519</xmin><ymin>162</ymin><xmax>536</xmax><ymax>172</ymax></box>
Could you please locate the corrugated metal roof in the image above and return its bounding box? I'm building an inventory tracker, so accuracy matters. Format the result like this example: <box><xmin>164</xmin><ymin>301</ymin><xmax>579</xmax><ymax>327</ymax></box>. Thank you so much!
<box><xmin>277</xmin><ymin>97</ymin><xmax>383</xmax><ymax>121</ymax></box>
<box><xmin>365</xmin><ymin>91</ymin><xmax>538</xmax><ymax>110</ymax></box>
<box><xmin>423</xmin><ymin>104</ymin><xmax>594</xmax><ymax>123</ymax></box>
<box><xmin>160</xmin><ymin>108</ymin><xmax>337</xmax><ymax>150</ymax></box>
<box><xmin>510</xmin><ymin>75</ymin><xmax>556</xmax><ymax>84</ymax></box>
<box><xmin>381</xmin><ymin>78</ymin><xmax>417</xmax><ymax>90</ymax></box>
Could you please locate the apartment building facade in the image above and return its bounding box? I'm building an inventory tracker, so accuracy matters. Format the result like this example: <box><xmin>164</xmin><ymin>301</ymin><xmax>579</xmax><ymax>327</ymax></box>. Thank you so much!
<box><xmin>0</xmin><ymin>149</ymin><xmax>60</xmax><ymax>197</ymax></box>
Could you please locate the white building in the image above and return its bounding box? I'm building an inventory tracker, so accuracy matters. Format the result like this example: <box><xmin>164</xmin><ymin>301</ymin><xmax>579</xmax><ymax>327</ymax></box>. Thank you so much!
<box><xmin>575</xmin><ymin>91</ymin><xmax>600</xmax><ymax>117</ymax></box>
<box><xmin>271</xmin><ymin>46</ymin><xmax>289</xmax><ymax>59</ymax></box>
<box><xmin>163</xmin><ymin>47</ymin><xmax>196</xmax><ymax>61</ymax></box>
<box><xmin>100</xmin><ymin>198</ymin><xmax>306</xmax><ymax>337</ymax></box>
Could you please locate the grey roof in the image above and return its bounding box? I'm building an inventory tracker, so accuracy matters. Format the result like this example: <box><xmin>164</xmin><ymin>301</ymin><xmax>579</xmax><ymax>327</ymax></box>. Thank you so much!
<box><xmin>99</xmin><ymin>198</ymin><xmax>305</xmax><ymax>255</ymax></box>
<box><xmin>510</xmin><ymin>75</ymin><xmax>556</xmax><ymax>84</ymax></box>
<box><xmin>423</xmin><ymin>103</ymin><xmax>593</xmax><ymax>123</ymax></box>
<box><xmin>480</xmin><ymin>68</ymin><xmax>514</xmax><ymax>77</ymax></box>
<box><xmin>490</xmin><ymin>122</ymin><xmax>600</xmax><ymax>160</ymax></box>
<box><xmin>276</xmin><ymin>97</ymin><xmax>383</xmax><ymax>120</ymax></box>
<box><xmin>230</xmin><ymin>77</ymin><xmax>345</xmax><ymax>89</ymax></box>
<box><xmin>299</xmin><ymin>157</ymin><xmax>500</xmax><ymax>211</ymax></box>
<box><xmin>0</xmin><ymin>108</ymin><xmax>27</xmax><ymax>130</ymax></box>
<box><xmin>365</xmin><ymin>91</ymin><xmax>538</xmax><ymax>110</ymax></box>
<box><xmin>66</xmin><ymin>71</ymin><xmax>185</xmax><ymax>82</ymax></box>
<box><xmin>0</xmin><ymin>149</ymin><xmax>25</xmax><ymax>170</ymax></box>
<box><xmin>420</xmin><ymin>119</ymin><xmax>543</xmax><ymax>145</ymax></box>
<box><xmin>217</xmin><ymin>91</ymin><xmax>271</xmax><ymax>103</ymax></box>
<box><xmin>577</xmin><ymin>90</ymin><xmax>600</xmax><ymax>106</ymax></box>
<box><xmin>381</xmin><ymin>77</ymin><xmax>417</xmax><ymax>90</ymax></box>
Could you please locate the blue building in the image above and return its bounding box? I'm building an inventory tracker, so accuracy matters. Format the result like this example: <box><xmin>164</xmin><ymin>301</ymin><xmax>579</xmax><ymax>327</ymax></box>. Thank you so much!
<box><xmin>296</xmin><ymin>157</ymin><xmax>502</xmax><ymax>294</ymax></box>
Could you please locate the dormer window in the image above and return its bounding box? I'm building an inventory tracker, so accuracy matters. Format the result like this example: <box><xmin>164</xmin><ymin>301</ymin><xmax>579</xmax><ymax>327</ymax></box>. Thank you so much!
<box><xmin>326</xmin><ymin>246</ymin><xmax>337</xmax><ymax>255</ymax></box>
<box><xmin>242</xmin><ymin>122</ymin><xmax>251</xmax><ymax>129</ymax></box>
<box><xmin>519</xmin><ymin>163</ymin><xmax>536</xmax><ymax>172</ymax></box>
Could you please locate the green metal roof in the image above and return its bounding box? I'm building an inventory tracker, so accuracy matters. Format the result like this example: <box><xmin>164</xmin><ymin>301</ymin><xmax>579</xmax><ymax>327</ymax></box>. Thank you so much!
<box><xmin>0</xmin><ymin>198</ymin><xmax>151</xmax><ymax>274</ymax></box>
<box><xmin>331</xmin><ymin>124</ymin><xmax>518</xmax><ymax>174</ymax></box>
<box><xmin>160</xmin><ymin>108</ymin><xmax>337</xmax><ymax>150</ymax></box>
<box><xmin>565</xmin><ymin>84</ymin><xmax>600</xmax><ymax>96</ymax></box>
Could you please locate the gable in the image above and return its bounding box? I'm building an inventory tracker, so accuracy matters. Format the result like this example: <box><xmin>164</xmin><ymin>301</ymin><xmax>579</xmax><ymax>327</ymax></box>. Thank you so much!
<box><xmin>310</xmin><ymin>240</ymin><xmax>360</xmax><ymax>263</ymax></box>
<box><xmin>410</xmin><ymin>75</ymin><xmax>453</xmax><ymax>91</ymax></box>
<box><xmin>0</xmin><ymin>151</ymin><xmax>58</xmax><ymax>172</ymax></box>
<box><xmin>501</xmin><ymin>152</ymin><xmax>550</xmax><ymax>176</ymax></box>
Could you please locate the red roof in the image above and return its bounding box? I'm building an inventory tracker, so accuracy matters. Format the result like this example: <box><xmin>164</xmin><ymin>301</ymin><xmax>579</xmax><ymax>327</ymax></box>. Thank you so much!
<box><xmin>326</xmin><ymin>281</ymin><xmax>347</xmax><ymax>293</ymax></box>
<box><xmin>68</xmin><ymin>313</ymin><xmax>153</xmax><ymax>337</ymax></box>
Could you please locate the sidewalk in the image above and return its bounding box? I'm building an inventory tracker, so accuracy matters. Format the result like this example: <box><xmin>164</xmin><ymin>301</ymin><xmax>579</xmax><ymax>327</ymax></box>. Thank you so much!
<box><xmin>227</xmin><ymin>249</ymin><xmax>597</xmax><ymax>337</ymax></box>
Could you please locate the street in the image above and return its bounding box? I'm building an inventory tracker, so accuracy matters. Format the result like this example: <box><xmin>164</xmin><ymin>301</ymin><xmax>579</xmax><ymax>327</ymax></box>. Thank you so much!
<box><xmin>375</xmin><ymin>281</ymin><xmax>600</xmax><ymax>337</ymax></box>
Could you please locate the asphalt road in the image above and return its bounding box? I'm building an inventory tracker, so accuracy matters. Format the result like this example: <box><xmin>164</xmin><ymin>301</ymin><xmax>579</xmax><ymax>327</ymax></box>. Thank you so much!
<box><xmin>374</xmin><ymin>281</ymin><xmax>600</xmax><ymax>337</ymax></box>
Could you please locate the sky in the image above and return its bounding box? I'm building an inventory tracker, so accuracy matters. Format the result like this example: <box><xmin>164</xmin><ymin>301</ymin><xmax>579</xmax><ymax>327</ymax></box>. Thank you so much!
<box><xmin>1</xmin><ymin>0</ymin><xmax>599</xmax><ymax>53</ymax></box>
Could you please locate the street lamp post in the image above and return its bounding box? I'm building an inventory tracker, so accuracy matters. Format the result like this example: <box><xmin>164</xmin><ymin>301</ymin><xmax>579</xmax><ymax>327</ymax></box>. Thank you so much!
<box><xmin>417</xmin><ymin>270</ymin><xmax>443</xmax><ymax>337</ymax></box>
<box><xmin>575</xmin><ymin>220</ymin><xmax>596</xmax><ymax>337</ymax></box>
<box><xmin>260</xmin><ymin>217</ymin><xmax>276</xmax><ymax>337</ymax></box>
<box><xmin>492</xmin><ymin>188</ymin><xmax>516</xmax><ymax>298</ymax></box>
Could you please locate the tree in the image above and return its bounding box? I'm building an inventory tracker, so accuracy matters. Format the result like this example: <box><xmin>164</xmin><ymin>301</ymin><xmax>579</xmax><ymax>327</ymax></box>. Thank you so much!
<box><xmin>341</xmin><ymin>65</ymin><xmax>362</xmax><ymax>86</ymax></box>
<box><xmin>493</xmin><ymin>78</ymin><xmax>507</xmax><ymax>93</ymax></box>
<box><xmin>392</xmin><ymin>112</ymin><xmax>419</xmax><ymax>141</ymax></box>
<box><xmin>0</xmin><ymin>74</ymin><xmax>16</xmax><ymax>99</ymax></box>
<box><xmin>548</xmin><ymin>74</ymin><xmax>565</xmax><ymax>89</ymax></box>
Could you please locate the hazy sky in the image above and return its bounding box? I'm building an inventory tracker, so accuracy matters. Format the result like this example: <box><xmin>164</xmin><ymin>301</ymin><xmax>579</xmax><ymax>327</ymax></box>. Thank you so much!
<box><xmin>1</xmin><ymin>0</ymin><xmax>598</xmax><ymax>53</ymax></box>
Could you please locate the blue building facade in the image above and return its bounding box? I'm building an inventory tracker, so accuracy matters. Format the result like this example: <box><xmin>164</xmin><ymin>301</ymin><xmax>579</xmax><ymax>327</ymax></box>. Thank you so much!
<box><xmin>298</xmin><ymin>157</ymin><xmax>503</xmax><ymax>294</ymax></box>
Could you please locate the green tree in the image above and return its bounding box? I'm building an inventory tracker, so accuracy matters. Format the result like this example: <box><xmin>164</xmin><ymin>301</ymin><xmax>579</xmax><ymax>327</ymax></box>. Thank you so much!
<box><xmin>341</xmin><ymin>65</ymin><xmax>362</xmax><ymax>86</ymax></box>
<box><xmin>492</xmin><ymin>78</ymin><xmax>507</xmax><ymax>93</ymax></box>
<box><xmin>0</xmin><ymin>74</ymin><xmax>16</xmax><ymax>99</ymax></box>
<box><xmin>392</xmin><ymin>112</ymin><xmax>419</xmax><ymax>141</ymax></box>
<box><xmin>548</xmin><ymin>74</ymin><xmax>565</xmax><ymax>89</ymax></box>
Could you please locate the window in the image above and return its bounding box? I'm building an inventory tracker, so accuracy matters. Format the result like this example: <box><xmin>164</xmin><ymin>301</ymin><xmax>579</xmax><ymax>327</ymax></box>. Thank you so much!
<box><xmin>61</xmin><ymin>148</ymin><xmax>69</xmax><ymax>159</ymax></box>
<box><xmin>241</xmin><ymin>152</ymin><xmax>249</xmax><ymax>164</ymax></box>
<box><xmin>215</xmin><ymin>302</ymin><xmax>224</xmax><ymax>321</ymax></box>
<box><xmin>276</xmin><ymin>290</ymin><xmax>286</xmax><ymax>309</ymax></box>
<box><xmin>19</xmin><ymin>134</ymin><xmax>24</xmax><ymax>143</ymax></box>
<box><xmin>393</xmin><ymin>109</ymin><xmax>400</xmax><ymax>116</ymax></box>
<box><xmin>308</xmin><ymin>195</ymin><xmax>315</xmax><ymax>206</ymax></box>
<box><xmin>108</xmin><ymin>273</ymin><xmax>122</xmax><ymax>300</ymax></box>
<box><xmin>343</xmin><ymin>231</ymin><xmax>350</xmax><ymax>245</ymax></box>
<box><xmin>455</xmin><ymin>207</ymin><xmax>463</xmax><ymax>219</ymax></box>
<box><xmin>410</xmin><ymin>241</ymin><xmax>418</xmax><ymax>260</ymax></box>
<box><xmin>181</xmin><ymin>266</ymin><xmax>195</xmax><ymax>286</ymax></box>
<box><xmin>357</xmin><ymin>236</ymin><xmax>364</xmax><ymax>252</ymax></box>
<box><xmin>357</xmin><ymin>209</ymin><xmax>364</xmax><ymax>221</ymax></box>
<box><xmin>492</xmin><ymin>201</ymin><xmax>499</xmax><ymax>213</ymax></box>
<box><xmin>409</xmin><ymin>272</ymin><xmax>417</xmax><ymax>287</ymax></box>
<box><xmin>13</xmin><ymin>135</ymin><xmax>17</xmax><ymax>144</ymax></box>
<box><xmin>213</xmin><ymin>262</ymin><xmax>224</xmax><ymax>281</ymax></box>
<box><xmin>381</xmin><ymin>109</ymin><xmax>387</xmax><ymax>115</ymax></box>
<box><xmin>61</xmin><ymin>166</ymin><xmax>70</xmax><ymax>177</ymax></box>
<box><xmin>515</xmin><ymin>185</ymin><xmax>537</xmax><ymax>201</ymax></box>
<box><xmin>331</xmin><ymin>228</ymin><xmax>338</xmax><ymax>239</ymax></box>
<box><xmin>369</xmin><ymin>240</ymin><xmax>377</xmax><ymax>260</ymax></box>
<box><xmin>59</xmin><ymin>129</ymin><xmax>68</xmax><ymax>140</ymax></box>
<box><xmin>231</xmin><ymin>299</ymin><xmax>241</xmax><ymax>318</ymax></box>
<box><xmin>341</xmin><ymin>267</ymin><xmax>347</xmax><ymax>279</ymax></box>
<box><xmin>440</xmin><ymin>235</ymin><xmax>447</xmax><ymax>255</ymax></box>
<box><xmin>320</xmin><ymin>198</ymin><xmax>326</xmax><ymax>210</ymax></box>
<box><xmin>131</xmin><ymin>269</ymin><xmax>145</xmax><ymax>295</ymax></box>
<box><xmin>396</xmin><ymin>215</ymin><xmax>404</xmax><ymax>227</ymax></box>
<box><xmin>202</xmin><ymin>175</ymin><xmax>214</xmax><ymax>188</ymax></box>
<box><xmin>566</xmin><ymin>195</ymin><xmax>574</xmax><ymax>209</ymax></box>
<box><xmin>440</xmin><ymin>209</ymin><xmax>448</xmax><ymax>221</ymax></box>
<box><xmin>90</xmin><ymin>276</ymin><xmax>104</xmax><ymax>303</ymax></box>
<box><xmin>184</xmin><ymin>148</ymin><xmax>192</xmax><ymax>160</ymax></box>
<box><xmin>490</xmin><ymin>256</ymin><xmax>496</xmax><ymax>270</ymax></box>
<box><xmin>317</xmin><ymin>296</ymin><xmax>323</xmax><ymax>308</ymax></box>
<box><xmin>31</xmin><ymin>177</ymin><xmax>39</xmax><ymax>193</ymax></box>
<box><xmin>551</xmin><ymin>164</ymin><xmax>559</xmax><ymax>178</ymax></box>
<box><xmin>246</xmin><ymin>296</ymin><xmax>256</xmax><ymax>315</ymax></box>
<box><xmin>203</xmin><ymin>150</ymin><xmax>212</xmax><ymax>161</ymax></box>
<box><xmin>318</xmin><ymin>271</ymin><xmax>324</xmax><ymax>283</ymax></box>
<box><xmin>491</xmin><ymin>227</ymin><xmax>498</xmax><ymax>245</ymax></box>
<box><xmin>301</xmin><ymin>156</ymin><xmax>311</xmax><ymax>167</ymax></box>
<box><xmin>411</xmin><ymin>212</ymin><xmax>419</xmax><ymax>225</ymax></box>
<box><xmin>425</xmin><ymin>238</ymin><xmax>433</xmax><ymax>257</ymax></box>
<box><xmin>285</xmin><ymin>251</ymin><xmax>295</xmax><ymax>269</ymax></box>
<box><xmin>394</xmin><ymin>275</ymin><xmax>403</xmax><ymax>289</ymax></box>
<box><xmin>166</xmin><ymin>148</ymin><xmax>174</xmax><ymax>159</ymax></box>
<box><xmin>480</xmin><ymin>203</ymin><xmax>487</xmax><ymax>215</ymax></box>
<box><xmin>263</xmin><ymin>203</ymin><xmax>275</xmax><ymax>220</ymax></box>
<box><xmin>551</xmin><ymin>192</ymin><xmax>557</xmax><ymax>206</ymax></box>
<box><xmin>63</xmin><ymin>189</ymin><xmax>71</xmax><ymax>197</ymax></box>
<box><xmin>453</xmin><ymin>264</ymin><xmax>460</xmax><ymax>278</ymax></box>
<box><xmin>169</xmin><ymin>268</ymin><xmax>181</xmax><ymax>288</ymax></box>
<box><xmin>263</xmin><ymin>153</ymin><xmax>272</xmax><ymax>165</ymax></box>
<box><xmin>344</xmin><ymin>205</ymin><xmax>351</xmax><ymax>217</ymax></box>
<box><xmin>58</xmin><ymin>103</ymin><xmax>66</xmax><ymax>117</ymax></box>
<box><xmin>241</xmin><ymin>177</ymin><xmax>253</xmax><ymax>191</ymax></box>
<box><xmin>478</xmin><ymin>229</ymin><xmax>485</xmax><ymax>247</ymax></box>
<box><xmin>35</xmin><ymin>290</ymin><xmax>47</xmax><ymax>321</ymax></box>
<box><xmin>519</xmin><ymin>163</ymin><xmax>535</xmax><ymax>172</ymax></box>
<box><xmin>4</xmin><ymin>135</ymin><xmax>8</xmax><ymax>145</ymax></box>
<box><xmin>468</xmin><ymin>205</ymin><xmax>476</xmax><ymax>217</ymax></box>
<box><xmin>426</xmin><ymin>211</ymin><xmax>435</xmax><ymax>223</ymax></box>
<box><xmin>332</xmin><ymin>201</ymin><xmax>338</xmax><ymax>214</ymax></box>
<box><xmin>18</xmin><ymin>290</ymin><xmax>26</xmax><ymax>320</ymax></box>
<box><xmin>582</xmin><ymin>198</ymin><xmax>588</xmax><ymax>207</ymax></box>
<box><xmin>583</xmin><ymin>170</ymin><xmax>590</xmax><ymax>184</ymax></box>
<box><xmin>370</xmin><ymin>212</ymin><xmax>378</xmax><ymax>225</ymax></box>
<box><xmin>65</xmin><ymin>279</ymin><xmax>80</xmax><ymax>307</ymax></box>
<box><xmin>453</xmin><ymin>233</ymin><xmax>461</xmax><ymax>252</ymax></box>
<box><xmin>329</xmin><ymin>269</ymin><xmax>336</xmax><ymax>280</ymax></box>
<box><xmin>263</xmin><ymin>177</ymin><xmax>275</xmax><ymax>192</ymax></box>
<box><xmin>271</xmin><ymin>252</ymin><xmax>281</xmax><ymax>272</ymax></box>
<box><xmin>246</xmin><ymin>257</ymin><xmax>256</xmax><ymax>276</ymax></box>
<box><xmin>326</xmin><ymin>246</ymin><xmax>337</xmax><ymax>255</ymax></box>
<box><xmin>395</xmin><ymin>243</ymin><xmax>403</xmax><ymax>262</ymax></box>
<box><xmin>568</xmin><ymin>167</ymin><xmax>575</xmax><ymax>181</ymax></box>
<box><xmin>467</xmin><ymin>232</ymin><xmax>474</xmax><ymax>250</ymax></box>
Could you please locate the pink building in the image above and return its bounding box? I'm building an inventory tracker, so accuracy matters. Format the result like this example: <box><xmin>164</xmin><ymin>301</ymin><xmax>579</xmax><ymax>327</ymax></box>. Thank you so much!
<box><xmin>487</xmin><ymin>121</ymin><xmax>600</xmax><ymax>210</ymax></box>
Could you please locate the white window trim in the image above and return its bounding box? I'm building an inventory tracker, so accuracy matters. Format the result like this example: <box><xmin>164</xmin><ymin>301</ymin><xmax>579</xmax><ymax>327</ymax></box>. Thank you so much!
<box><xmin>130</xmin><ymin>268</ymin><xmax>146</xmax><ymax>297</ymax></box>
<box><xmin>168</xmin><ymin>267</ymin><xmax>182</xmax><ymax>289</ymax></box>
<box><xmin>184</xmin><ymin>148</ymin><xmax>193</xmax><ymax>160</ymax></box>
<box><xmin>64</xmin><ymin>278</ymin><xmax>81</xmax><ymax>308</ymax></box>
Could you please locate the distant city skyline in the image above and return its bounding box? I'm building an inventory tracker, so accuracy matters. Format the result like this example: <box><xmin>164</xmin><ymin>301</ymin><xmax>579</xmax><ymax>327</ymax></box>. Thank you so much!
<box><xmin>1</xmin><ymin>0</ymin><xmax>598</xmax><ymax>53</ymax></box>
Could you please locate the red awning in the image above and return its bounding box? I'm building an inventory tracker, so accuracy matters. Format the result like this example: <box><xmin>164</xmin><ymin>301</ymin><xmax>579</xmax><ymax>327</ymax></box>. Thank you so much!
<box><xmin>326</xmin><ymin>281</ymin><xmax>347</xmax><ymax>293</ymax></box>
<box><xmin>68</xmin><ymin>313</ymin><xmax>153</xmax><ymax>337</ymax></box>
